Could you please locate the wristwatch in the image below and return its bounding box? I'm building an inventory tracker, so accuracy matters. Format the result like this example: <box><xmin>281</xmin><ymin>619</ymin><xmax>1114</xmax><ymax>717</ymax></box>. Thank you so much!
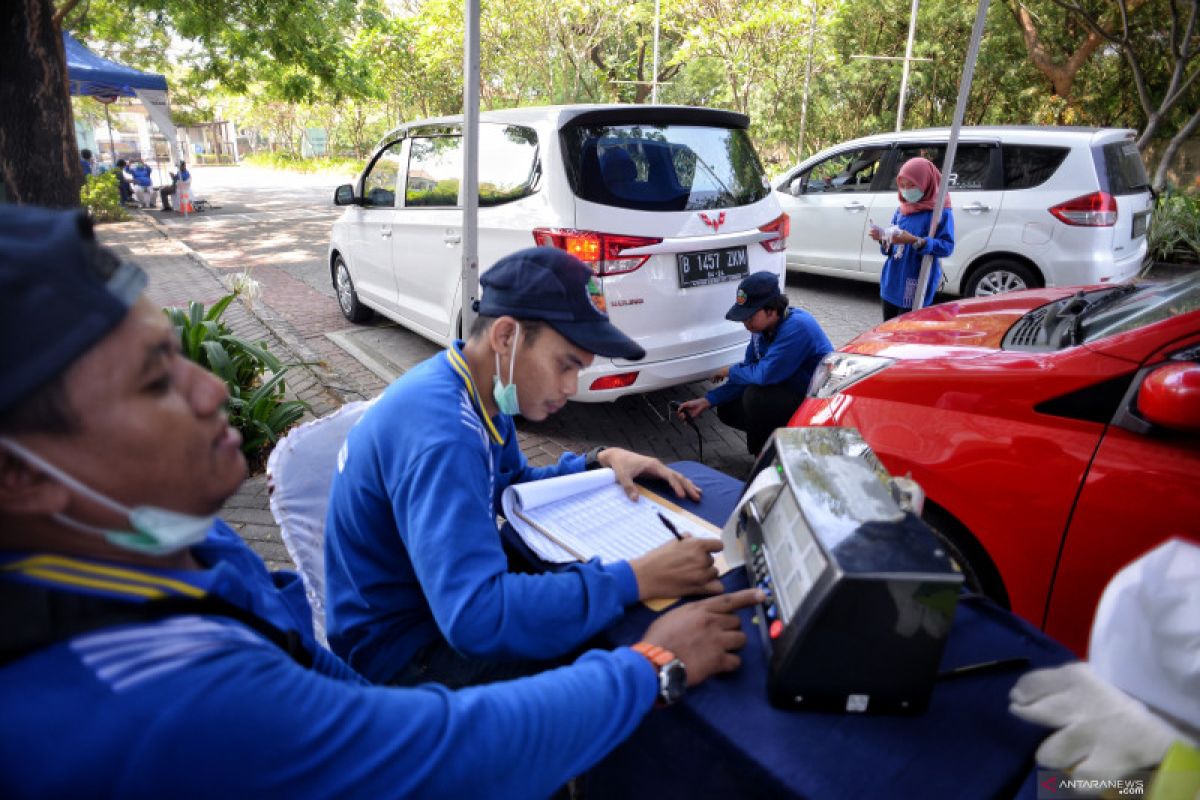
<box><xmin>584</xmin><ymin>445</ymin><xmax>607</xmax><ymax>471</ymax></box>
<box><xmin>632</xmin><ymin>642</ymin><xmax>687</xmax><ymax>706</ymax></box>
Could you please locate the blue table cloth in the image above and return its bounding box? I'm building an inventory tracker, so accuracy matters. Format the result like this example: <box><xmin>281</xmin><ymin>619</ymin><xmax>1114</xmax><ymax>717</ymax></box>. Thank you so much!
<box><xmin>507</xmin><ymin>461</ymin><xmax>1071</xmax><ymax>799</ymax></box>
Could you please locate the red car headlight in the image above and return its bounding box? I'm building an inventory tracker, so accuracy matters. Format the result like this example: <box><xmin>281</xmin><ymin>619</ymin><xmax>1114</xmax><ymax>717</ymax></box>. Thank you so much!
<box><xmin>808</xmin><ymin>353</ymin><xmax>894</xmax><ymax>398</ymax></box>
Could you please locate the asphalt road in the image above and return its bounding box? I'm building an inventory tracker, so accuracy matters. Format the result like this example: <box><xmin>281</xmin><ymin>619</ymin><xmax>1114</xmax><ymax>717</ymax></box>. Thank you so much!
<box><xmin>158</xmin><ymin>165</ymin><xmax>886</xmax><ymax>475</ymax></box>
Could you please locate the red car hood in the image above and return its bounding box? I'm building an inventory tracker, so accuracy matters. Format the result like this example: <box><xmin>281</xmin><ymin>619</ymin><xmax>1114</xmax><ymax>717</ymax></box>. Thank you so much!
<box><xmin>843</xmin><ymin>288</ymin><xmax>1082</xmax><ymax>359</ymax></box>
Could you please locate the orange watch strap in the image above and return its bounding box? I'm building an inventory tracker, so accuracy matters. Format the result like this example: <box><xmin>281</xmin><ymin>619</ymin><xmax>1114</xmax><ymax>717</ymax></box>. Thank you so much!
<box><xmin>632</xmin><ymin>641</ymin><xmax>675</xmax><ymax>668</ymax></box>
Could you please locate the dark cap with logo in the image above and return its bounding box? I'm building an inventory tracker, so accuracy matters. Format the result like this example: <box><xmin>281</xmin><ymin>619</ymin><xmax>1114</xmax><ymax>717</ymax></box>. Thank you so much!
<box><xmin>726</xmin><ymin>270</ymin><xmax>783</xmax><ymax>322</ymax></box>
<box><xmin>0</xmin><ymin>205</ymin><xmax>147</xmax><ymax>414</ymax></box>
<box><xmin>478</xmin><ymin>247</ymin><xmax>645</xmax><ymax>360</ymax></box>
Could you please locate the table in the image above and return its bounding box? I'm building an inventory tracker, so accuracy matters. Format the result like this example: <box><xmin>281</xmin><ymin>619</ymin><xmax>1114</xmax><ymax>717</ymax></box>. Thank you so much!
<box><xmin>509</xmin><ymin>461</ymin><xmax>1072</xmax><ymax>800</ymax></box>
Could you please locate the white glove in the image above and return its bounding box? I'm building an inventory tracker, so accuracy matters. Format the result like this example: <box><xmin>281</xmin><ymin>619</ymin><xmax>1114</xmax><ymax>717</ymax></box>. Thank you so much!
<box><xmin>1010</xmin><ymin>662</ymin><xmax>1186</xmax><ymax>780</ymax></box>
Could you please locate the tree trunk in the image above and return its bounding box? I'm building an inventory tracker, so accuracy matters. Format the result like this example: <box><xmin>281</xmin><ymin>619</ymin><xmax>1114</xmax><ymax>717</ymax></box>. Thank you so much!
<box><xmin>1153</xmin><ymin>104</ymin><xmax>1200</xmax><ymax>191</ymax></box>
<box><xmin>0</xmin><ymin>0</ymin><xmax>84</xmax><ymax>207</ymax></box>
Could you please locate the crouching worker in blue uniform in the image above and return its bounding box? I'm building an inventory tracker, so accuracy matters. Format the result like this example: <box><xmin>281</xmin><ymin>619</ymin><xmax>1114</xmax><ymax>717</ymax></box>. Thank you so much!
<box><xmin>325</xmin><ymin>247</ymin><xmax>729</xmax><ymax>688</ymax></box>
<box><xmin>0</xmin><ymin>206</ymin><xmax>762</xmax><ymax>799</ymax></box>
<box><xmin>676</xmin><ymin>271</ymin><xmax>833</xmax><ymax>456</ymax></box>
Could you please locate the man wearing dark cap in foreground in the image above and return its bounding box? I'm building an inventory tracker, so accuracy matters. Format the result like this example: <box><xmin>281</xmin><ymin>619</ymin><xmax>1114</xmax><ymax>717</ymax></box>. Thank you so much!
<box><xmin>0</xmin><ymin>206</ymin><xmax>760</xmax><ymax>797</ymax></box>
<box><xmin>676</xmin><ymin>271</ymin><xmax>833</xmax><ymax>456</ymax></box>
<box><xmin>325</xmin><ymin>247</ymin><xmax>728</xmax><ymax>688</ymax></box>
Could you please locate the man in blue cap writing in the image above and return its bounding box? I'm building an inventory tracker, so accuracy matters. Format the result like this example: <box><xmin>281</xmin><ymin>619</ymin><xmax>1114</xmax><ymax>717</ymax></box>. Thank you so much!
<box><xmin>676</xmin><ymin>271</ymin><xmax>833</xmax><ymax>456</ymax></box>
<box><xmin>0</xmin><ymin>205</ymin><xmax>760</xmax><ymax>797</ymax></box>
<box><xmin>325</xmin><ymin>247</ymin><xmax>728</xmax><ymax>687</ymax></box>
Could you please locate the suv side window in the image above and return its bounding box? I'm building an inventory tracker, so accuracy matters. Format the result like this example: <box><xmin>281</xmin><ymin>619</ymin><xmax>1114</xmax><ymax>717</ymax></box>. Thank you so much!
<box><xmin>362</xmin><ymin>140</ymin><xmax>404</xmax><ymax>207</ymax></box>
<box><xmin>1002</xmin><ymin>145</ymin><xmax>1069</xmax><ymax>190</ymax></box>
<box><xmin>406</xmin><ymin>135</ymin><xmax>463</xmax><ymax>207</ymax></box>
<box><xmin>479</xmin><ymin>124</ymin><xmax>540</xmax><ymax>206</ymax></box>
<box><xmin>793</xmin><ymin>147</ymin><xmax>887</xmax><ymax>194</ymax></box>
<box><xmin>888</xmin><ymin>143</ymin><xmax>997</xmax><ymax>191</ymax></box>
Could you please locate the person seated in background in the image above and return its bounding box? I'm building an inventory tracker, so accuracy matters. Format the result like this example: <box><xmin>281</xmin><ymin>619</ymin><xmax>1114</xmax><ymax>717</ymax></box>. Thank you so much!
<box><xmin>324</xmin><ymin>247</ymin><xmax>725</xmax><ymax>689</ymax></box>
<box><xmin>676</xmin><ymin>271</ymin><xmax>833</xmax><ymax>457</ymax></box>
<box><xmin>0</xmin><ymin>204</ymin><xmax>761</xmax><ymax>798</ymax></box>
<box><xmin>114</xmin><ymin>158</ymin><xmax>134</xmax><ymax>204</ymax></box>
<box><xmin>78</xmin><ymin>148</ymin><xmax>93</xmax><ymax>177</ymax></box>
<box><xmin>159</xmin><ymin>160</ymin><xmax>191</xmax><ymax>212</ymax></box>
<box><xmin>129</xmin><ymin>159</ymin><xmax>155</xmax><ymax>208</ymax></box>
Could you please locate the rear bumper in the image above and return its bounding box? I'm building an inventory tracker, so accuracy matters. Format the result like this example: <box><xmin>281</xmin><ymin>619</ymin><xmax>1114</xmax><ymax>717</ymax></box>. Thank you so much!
<box><xmin>572</xmin><ymin>340</ymin><xmax>748</xmax><ymax>402</ymax></box>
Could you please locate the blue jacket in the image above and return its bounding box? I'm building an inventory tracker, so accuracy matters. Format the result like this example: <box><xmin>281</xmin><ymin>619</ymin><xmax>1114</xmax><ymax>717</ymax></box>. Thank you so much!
<box><xmin>878</xmin><ymin>208</ymin><xmax>955</xmax><ymax>309</ymax></box>
<box><xmin>130</xmin><ymin>164</ymin><xmax>153</xmax><ymax>187</ymax></box>
<box><xmin>324</xmin><ymin>342</ymin><xmax>641</xmax><ymax>684</ymax></box>
<box><xmin>0</xmin><ymin>521</ymin><xmax>656</xmax><ymax>798</ymax></box>
<box><xmin>707</xmin><ymin>307</ymin><xmax>833</xmax><ymax>406</ymax></box>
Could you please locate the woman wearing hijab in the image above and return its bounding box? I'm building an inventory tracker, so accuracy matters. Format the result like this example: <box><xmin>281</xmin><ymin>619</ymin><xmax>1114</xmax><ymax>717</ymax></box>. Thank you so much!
<box><xmin>869</xmin><ymin>156</ymin><xmax>955</xmax><ymax>320</ymax></box>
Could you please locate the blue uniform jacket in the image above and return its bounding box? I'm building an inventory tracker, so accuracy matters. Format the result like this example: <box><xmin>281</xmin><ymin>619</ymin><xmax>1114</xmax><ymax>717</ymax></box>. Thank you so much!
<box><xmin>706</xmin><ymin>307</ymin><xmax>833</xmax><ymax>406</ymax></box>
<box><xmin>324</xmin><ymin>342</ymin><xmax>641</xmax><ymax>684</ymax></box>
<box><xmin>0</xmin><ymin>520</ymin><xmax>655</xmax><ymax>798</ymax></box>
<box><xmin>878</xmin><ymin>208</ymin><xmax>955</xmax><ymax>309</ymax></box>
<box><xmin>130</xmin><ymin>165</ymin><xmax>153</xmax><ymax>187</ymax></box>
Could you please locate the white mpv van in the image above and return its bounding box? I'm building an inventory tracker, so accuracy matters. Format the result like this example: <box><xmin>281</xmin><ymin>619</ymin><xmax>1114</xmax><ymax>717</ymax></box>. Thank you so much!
<box><xmin>328</xmin><ymin>105</ymin><xmax>787</xmax><ymax>401</ymax></box>
<box><xmin>774</xmin><ymin>126</ymin><xmax>1153</xmax><ymax>296</ymax></box>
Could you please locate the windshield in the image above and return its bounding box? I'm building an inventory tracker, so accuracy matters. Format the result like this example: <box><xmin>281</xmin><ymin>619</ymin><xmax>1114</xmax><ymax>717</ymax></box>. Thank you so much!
<box><xmin>1081</xmin><ymin>273</ymin><xmax>1200</xmax><ymax>342</ymax></box>
<box><xmin>560</xmin><ymin>123</ymin><xmax>771</xmax><ymax>211</ymax></box>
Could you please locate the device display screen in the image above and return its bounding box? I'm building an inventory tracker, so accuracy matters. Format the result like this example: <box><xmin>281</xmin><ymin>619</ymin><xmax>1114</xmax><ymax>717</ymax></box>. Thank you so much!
<box><xmin>761</xmin><ymin>490</ymin><xmax>827</xmax><ymax>622</ymax></box>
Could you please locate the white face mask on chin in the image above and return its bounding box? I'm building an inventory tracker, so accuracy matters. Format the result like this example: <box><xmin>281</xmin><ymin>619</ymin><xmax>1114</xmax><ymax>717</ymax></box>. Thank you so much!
<box><xmin>0</xmin><ymin>437</ymin><xmax>214</xmax><ymax>556</ymax></box>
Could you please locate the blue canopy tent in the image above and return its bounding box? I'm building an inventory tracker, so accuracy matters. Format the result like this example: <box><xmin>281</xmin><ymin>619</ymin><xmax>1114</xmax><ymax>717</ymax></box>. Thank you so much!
<box><xmin>64</xmin><ymin>31</ymin><xmax>181</xmax><ymax>168</ymax></box>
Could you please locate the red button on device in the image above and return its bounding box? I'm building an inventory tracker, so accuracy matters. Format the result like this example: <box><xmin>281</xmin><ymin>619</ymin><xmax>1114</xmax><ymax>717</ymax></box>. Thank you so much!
<box><xmin>769</xmin><ymin>620</ymin><xmax>783</xmax><ymax>639</ymax></box>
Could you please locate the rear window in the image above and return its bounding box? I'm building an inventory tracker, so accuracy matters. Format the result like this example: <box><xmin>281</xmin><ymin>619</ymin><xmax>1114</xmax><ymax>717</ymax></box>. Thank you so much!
<box><xmin>561</xmin><ymin>124</ymin><xmax>771</xmax><ymax>211</ymax></box>
<box><xmin>1100</xmin><ymin>140</ymin><xmax>1151</xmax><ymax>195</ymax></box>
<box><xmin>1001</xmin><ymin>145</ymin><xmax>1068</xmax><ymax>190</ymax></box>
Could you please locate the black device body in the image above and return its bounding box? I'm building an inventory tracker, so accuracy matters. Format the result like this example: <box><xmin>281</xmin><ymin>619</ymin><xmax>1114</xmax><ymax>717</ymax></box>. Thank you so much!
<box><xmin>737</xmin><ymin>427</ymin><xmax>963</xmax><ymax>715</ymax></box>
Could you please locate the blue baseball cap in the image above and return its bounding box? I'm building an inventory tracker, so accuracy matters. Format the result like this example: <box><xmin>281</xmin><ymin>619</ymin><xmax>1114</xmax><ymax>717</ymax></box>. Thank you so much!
<box><xmin>726</xmin><ymin>270</ymin><xmax>783</xmax><ymax>322</ymax></box>
<box><xmin>478</xmin><ymin>247</ymin><xmax>645</xmax><ymax>360</ymax></box>
<box><xmin>0</xmin><ymin>205</ymin><xmax>147</xmax><ymax>415</ymax></box>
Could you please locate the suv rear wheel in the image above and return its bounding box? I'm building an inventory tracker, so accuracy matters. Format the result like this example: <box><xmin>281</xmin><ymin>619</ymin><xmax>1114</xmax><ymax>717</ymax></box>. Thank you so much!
<box><xmin>334</xmin><ymin>255</ymin><xmax>372</xmax><ymax>323</ymax></box>
<box><xmin>964</xmin><ymin>259</ymin><xmax>1040</xmax><ymax>297</ymax></box>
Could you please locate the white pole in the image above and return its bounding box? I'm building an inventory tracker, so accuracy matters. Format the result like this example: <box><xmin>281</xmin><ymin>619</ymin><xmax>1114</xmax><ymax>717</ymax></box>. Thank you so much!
<box><xmin>461</xmin><ymin>0</ymin><xmax>481</xmax><ymax>338</ymax></box>
<box><xmin>896</xmin><ymin>0</ymin><xmax>919</xmax><ymax>132</ymax></box>
<box><xmin>911</xmin><ymin>0</ymin><xmax>990</xmax><ymax>311</ymax></box>
<box><xmin>651</xmin><ymin>0</ymin><xmax>661</xmax><ymax>104</ymax></box>
<box><xmin>797</xmin><ymin>0</ymin><xmax>818</xmax><ymax>159</ymax></box>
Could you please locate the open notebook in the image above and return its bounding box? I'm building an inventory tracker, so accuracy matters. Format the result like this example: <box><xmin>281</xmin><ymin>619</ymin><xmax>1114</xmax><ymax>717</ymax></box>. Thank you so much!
<box><xmin>501</xmin><ymin>468</ymin><xmax>725</xmax><ymax>567</ymax></box>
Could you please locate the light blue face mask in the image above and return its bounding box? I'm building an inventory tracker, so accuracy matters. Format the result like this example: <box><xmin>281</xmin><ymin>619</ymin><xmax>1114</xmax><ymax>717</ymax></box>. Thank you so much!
<box><xmin>1</xmin><ymin>438</ymin><xmax>215</xmax><ymax>556</ymax></box>
<box><xmin>492</xmin><ymin>322</ymin><xmax>522</xmax><ymax>416</ymax></box>
<box><xmin>902</xmin><ymin>186</ymin><xmax>925</xmax><ymax>203</ymax></box>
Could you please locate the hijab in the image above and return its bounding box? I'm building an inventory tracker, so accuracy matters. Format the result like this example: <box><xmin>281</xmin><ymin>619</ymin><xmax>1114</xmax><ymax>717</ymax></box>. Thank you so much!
<box><xmin>896</xmin><ymin>157</ymin><xmax>951</xmax><ymax>215</ymax></box>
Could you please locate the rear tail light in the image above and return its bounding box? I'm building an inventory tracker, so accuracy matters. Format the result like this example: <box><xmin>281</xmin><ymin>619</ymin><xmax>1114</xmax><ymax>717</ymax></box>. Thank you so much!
<box><xmin>758</xmin><ymin>212</ymin><xmax>790</xmax><ymax>252</ymax></box>
<box><xmin>590</xmin><ymin>372</ymin><xmax>639</xmax><ymax>391</ymax></box>
<box><xmin>1048</xmin><ymin>192</ymin><xmax>1118</xmax><ymax>227</ymax></box>
<box><xmin>532</xmin><ymin>228</ymin><xmax>663</xmax><ymax>276</ymax></box>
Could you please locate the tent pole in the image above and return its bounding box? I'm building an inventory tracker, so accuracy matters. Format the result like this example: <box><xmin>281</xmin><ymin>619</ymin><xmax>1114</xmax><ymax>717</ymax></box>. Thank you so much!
<box><xmin>104</xmin><ymin>101</ymin><xmax>117</xmax><ymax>166</ymax></box>
<box><xmin>911</xmin><ymin>0</ymin><xmax>989</xmax><ymax>311</ymax></box>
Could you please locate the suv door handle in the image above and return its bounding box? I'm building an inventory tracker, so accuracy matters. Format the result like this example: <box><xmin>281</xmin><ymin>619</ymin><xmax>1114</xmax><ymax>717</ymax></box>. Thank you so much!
<box><xmin>380</xmin><ymin>225</ymin><xmax>393</xmax><ymax>239</ymax></box>
<box><xmin>443</xmin><ymin>232</ymin><xmax>462</xmax><ymax>245</ymax></box>
<box><xmin>843</xmin><ymin>201</ymin><xmax>866</xmax><ymax>211</ymax></box>
<box><xmin>964</xmin><ymin>202</ymin><xmax>991</xmax><ymax>212</ymax></box>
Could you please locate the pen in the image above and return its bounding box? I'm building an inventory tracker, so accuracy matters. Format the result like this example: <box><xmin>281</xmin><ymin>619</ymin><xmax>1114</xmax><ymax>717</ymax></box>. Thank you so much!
<box><xmin>657</xmin><ymin>511</ymin><xmax>685</xmax><ymax>541</ymax></box>
<box><xmin>936</xmin><ymin>657</ymin><xmax>1030</xmax><ymax>681</ymax></box>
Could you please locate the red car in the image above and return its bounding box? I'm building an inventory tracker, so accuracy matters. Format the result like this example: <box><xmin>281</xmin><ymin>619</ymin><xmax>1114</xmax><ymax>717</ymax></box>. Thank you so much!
<box><xmin>790</xmin><ymin>272</ymin><xmax>1200</xmax><ymax>655</ymax></box>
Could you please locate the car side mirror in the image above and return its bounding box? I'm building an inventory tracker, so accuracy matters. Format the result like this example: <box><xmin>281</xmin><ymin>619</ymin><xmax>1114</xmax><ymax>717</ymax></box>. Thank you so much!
<box><xmin>1136</xmin><ymin>362</ymin><xmax>1200</xmax><ymax>433</ymax></box>
<box><xmin>334</xmin><ymin>184</ymin><xmax>357</xmax><ymax>206</ymax></box>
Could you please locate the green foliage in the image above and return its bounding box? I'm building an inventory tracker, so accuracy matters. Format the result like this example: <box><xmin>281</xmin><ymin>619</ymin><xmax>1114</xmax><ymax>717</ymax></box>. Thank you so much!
<box><xmin>162</xmin><ymin>295</ymin><xmax>307</xmax><ymax>466</ymax></box>
<box><xmin>242</xmin><ymin>152</ymin><xmax>363</xmax><ymax>176</ymax></box>
<box><xmin>1147</xmin><ymin>190</ymin><xmax>1200</xmax><ymax>265</ymax></box>
<box><xmin>80</xmin><ymin>172</ymin><xmax>129</xmax><ymax>223</ymax></box>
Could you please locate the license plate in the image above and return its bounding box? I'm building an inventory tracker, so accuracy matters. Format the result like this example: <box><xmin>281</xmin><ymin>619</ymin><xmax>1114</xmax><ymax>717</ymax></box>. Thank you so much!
<box><xmin>677</xmin><ymin>246</ymin><xmax>749</xmax><ymax>289</ymax></box>
<box><xmin>1132</xmin><ymin>211</ymin><xmax>1150</xmax><ymax>239</ymax></box>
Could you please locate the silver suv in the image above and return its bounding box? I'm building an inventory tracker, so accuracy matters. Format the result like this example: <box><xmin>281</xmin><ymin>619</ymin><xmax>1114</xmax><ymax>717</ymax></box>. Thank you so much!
<box><xmin>775</xmin><ymin>126</ymin><xmax>1154</xmax><ymax>296</ymax></box>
